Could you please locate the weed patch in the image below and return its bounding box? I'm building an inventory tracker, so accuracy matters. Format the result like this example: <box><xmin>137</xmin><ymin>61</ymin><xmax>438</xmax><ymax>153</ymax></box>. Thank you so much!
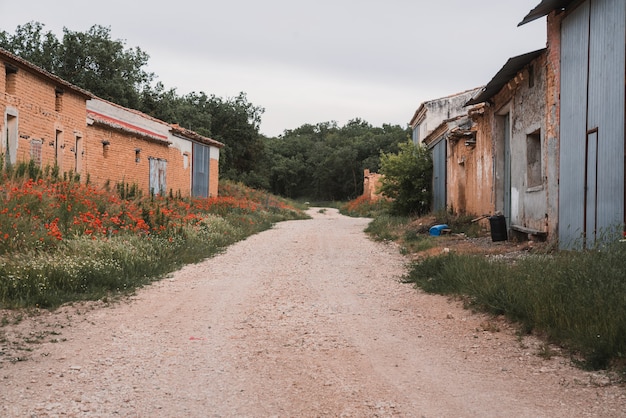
<box><xmin>0</xmin><ymin>175</ymin><xmax>307</xmax><ymax>309</ymax></box>
<box><xmin>404</xmin><ymin>243</ymin><xmax>626</xmax><ymax>370</ymax></box>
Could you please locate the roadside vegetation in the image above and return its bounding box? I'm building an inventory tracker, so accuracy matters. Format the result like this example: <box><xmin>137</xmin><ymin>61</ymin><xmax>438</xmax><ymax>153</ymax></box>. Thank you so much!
<box><xmin>0</xmin><ymin>162</ymin><xmax>306</xmax><ymax>309</ymax></box>
<box><xmin>341</xmin><ymin>153</ymin><xmax>626</xmax><ymax>373</ymax></box>
<box><xmin>404</xmin><ymin>246</ymin><xmax>626</xmax><ymax>371</ymax></box>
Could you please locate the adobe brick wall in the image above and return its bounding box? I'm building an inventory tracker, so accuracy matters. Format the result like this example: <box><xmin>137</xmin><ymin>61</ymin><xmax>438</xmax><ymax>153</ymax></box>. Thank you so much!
<box><xmin>0</xmin><ymin>62</ymin><xmax>87</xmax><ymax>173</ymax></box>
<box><xmin>85</xmin><ymin>123</ymin><xmax>191</xmax><ymax>196</ymax></box>
<box><xmin>1</xmin><ymin>57</ymin><xmax>221</xmax><ymax>198</ymax></box>
<box><xmin>209</xmin><ymin>156</ymin><xmax>219</xmax><ymax>197</ymax></box>
<box><xmin>362</xmin><ymin>169</ymin><xmax>384</xmax><ymax>201</ymax></box>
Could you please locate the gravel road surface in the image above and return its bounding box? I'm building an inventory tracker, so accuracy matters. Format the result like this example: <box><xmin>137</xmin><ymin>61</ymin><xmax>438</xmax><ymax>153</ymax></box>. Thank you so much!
<box><xmin>1</xmin><ymin>208</ymin><xmax>624</xmax><ymax>417</ymax></box>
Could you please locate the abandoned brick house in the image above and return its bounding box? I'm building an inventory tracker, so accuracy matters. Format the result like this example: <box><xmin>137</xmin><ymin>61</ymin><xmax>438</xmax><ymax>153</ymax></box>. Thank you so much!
<box><xmin>409</xmin><ymin>88</ymin><xmax>482</xmax><ymax>213</ymax></box>
<box><xmin>0</xmin><ymin>47</ymin><xmax>223</xmax><ymax>198</ymax></box>
<box><xmin>411</xmin><ymin>0</ymin><xmax>624</xmax><ymax>248</ymax></box>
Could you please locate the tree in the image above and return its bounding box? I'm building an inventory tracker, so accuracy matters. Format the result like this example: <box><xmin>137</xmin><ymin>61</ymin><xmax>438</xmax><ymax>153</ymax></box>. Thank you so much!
<box><xmin>1</xmin><ymin>22</ymin><xmax>266</xmax><ymax>185</ymax></box>
<box><xmin>0</xmin><ymin>22</ymin><xmax>154</xmax><ymax>109</ymax></box>
<box><xmin>57</xmin><ymin>25</ymin><xmax>153</xmax><ymax>108</ymax></box>
<box><xmin>0</xmin><ymin>22</ymin><xmax>60</xmax><ymax>71</ymax></box>
<box><xmin>264</xmin><ymin>120</ymin><xmax>408</xmax><ymax>201</ymax></box>
<box><xmin>378</xmin><ymin>140</ymin><xmax>432</xmax><ymax>216</ymax></box>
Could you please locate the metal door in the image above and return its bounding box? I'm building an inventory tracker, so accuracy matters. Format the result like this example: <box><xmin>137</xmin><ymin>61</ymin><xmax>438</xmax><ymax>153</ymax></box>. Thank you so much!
<box><xmin>192</xmin><ymin>142</ymin><xmax>210</xmax><ymax>198</ymax></box>
<box><xmin>432</xmin><ymin>139</ymin><xmax>447</xmax><ymax>212</ymax></box>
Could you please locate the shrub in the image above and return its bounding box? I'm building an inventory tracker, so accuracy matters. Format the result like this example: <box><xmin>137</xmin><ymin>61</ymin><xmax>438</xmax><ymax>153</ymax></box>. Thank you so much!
<box><xmin>378</xmin><ymin>140</ymin><xmax>432</xmax><ymax>216</ymax></box>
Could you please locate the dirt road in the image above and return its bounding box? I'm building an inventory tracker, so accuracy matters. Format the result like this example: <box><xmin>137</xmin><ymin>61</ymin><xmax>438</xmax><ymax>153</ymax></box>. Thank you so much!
<box><xmin>1</xmin><ymin>208</ymin><xmax>624</xmax><ymax>417</ymax></box>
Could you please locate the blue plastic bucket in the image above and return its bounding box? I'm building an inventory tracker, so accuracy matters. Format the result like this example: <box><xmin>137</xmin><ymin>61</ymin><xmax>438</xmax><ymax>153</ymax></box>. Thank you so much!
<box><xmin>429</xmin><ymin>224</ymin><xmax>449</xmax><ymax>236</ymax></box>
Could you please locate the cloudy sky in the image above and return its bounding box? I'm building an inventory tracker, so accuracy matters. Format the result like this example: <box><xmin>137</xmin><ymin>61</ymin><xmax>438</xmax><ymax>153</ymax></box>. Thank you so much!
<box><xmin>0</xmin><ymin>1</ymin><xmax>546</xmax><ymax>137</ymax></box>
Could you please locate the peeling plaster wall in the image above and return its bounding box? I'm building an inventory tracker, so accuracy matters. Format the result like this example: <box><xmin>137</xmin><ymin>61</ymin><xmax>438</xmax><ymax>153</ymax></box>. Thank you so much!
<box><xmin>449</xmin><ymin>52</ymin><xmax>556</xmax><ymax>239</ymax></box>
<box><xmin>509</xmin><ymin>53</ymin><xmax>548</xmax><ymax>233</ymax></box>
<box><xmin>410</xmin><ymin>88</ymin><xmax>481</xmax><ymax>144</ymax></box>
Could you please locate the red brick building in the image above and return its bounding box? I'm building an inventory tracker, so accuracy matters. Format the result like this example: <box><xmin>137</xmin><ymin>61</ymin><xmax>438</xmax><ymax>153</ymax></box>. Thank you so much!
<box><xmin>0</xmin><ymin>47</ymin><xmax>223</xmax><ymax>197</ymax></box>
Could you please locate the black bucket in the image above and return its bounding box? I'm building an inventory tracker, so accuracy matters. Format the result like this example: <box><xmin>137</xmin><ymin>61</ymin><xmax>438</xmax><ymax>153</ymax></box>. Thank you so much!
<box><xmin>489</xmin><ymin>215</ymin><xmax>508</xmax><ymax>242</ymax></box>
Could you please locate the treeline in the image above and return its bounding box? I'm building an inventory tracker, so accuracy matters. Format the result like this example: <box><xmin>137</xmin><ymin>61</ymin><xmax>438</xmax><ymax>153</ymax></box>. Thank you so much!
<box><xmin>260</xmin><ymin>121</ymin><xmax>406</xmax><ymax>200</ymax></box>
<box><xmin>0</xmin><ymin>22</ymin><xmax>408</xmax><ymax>201</ymax></box>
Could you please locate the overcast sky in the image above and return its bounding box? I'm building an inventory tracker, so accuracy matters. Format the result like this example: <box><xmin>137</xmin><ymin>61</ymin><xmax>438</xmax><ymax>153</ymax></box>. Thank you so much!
<box><xmin>0</xmin><ymin>1</ymin><xmax>546</xmax><ymax>137</ymax></box>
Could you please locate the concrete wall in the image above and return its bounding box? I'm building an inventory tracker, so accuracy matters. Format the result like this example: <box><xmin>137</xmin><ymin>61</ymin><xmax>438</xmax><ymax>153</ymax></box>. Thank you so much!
<box><xmin>410</xmin><ymin>88</ymin><xmax>481</xmax><ymax>145</ymax></box>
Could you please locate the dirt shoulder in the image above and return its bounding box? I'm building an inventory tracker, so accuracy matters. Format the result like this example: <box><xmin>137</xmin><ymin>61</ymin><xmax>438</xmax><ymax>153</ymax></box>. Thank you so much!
<box><xmin>1</xmin><ymin>208</ymin><xmax>624</xmax><ymax>417</ymax></box>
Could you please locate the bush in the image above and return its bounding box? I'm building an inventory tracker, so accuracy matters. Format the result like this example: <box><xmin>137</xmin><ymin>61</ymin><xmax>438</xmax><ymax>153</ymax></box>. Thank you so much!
<box><xmin>378</xmin><ymin>140</ymin><xmax>432</xmax><ymax>216</ymax></box>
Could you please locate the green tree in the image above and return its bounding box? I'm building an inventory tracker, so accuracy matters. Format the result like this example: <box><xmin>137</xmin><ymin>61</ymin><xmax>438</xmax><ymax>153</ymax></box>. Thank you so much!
<box><xmin>0</xmin><ymin>22</ymin><xmax>60</xmax><ymax>71</ymax></box>
<box><xmin>264</xmin><ymin>120</ymin><xmax>407</xmax><ymax>201</ymax></box>
<box><xmin>379</xmin><ymin>140</ymin><xmax>432</xmax><ymax>216</ymax></box>
<box><xmin>0</xmin><ymin>22</ymin><xmax>153</xmax><ymax>109</ymax></box>
<box><xmin>57</xmin><ymin>25</ymin><xmax>153</xmax><ymax>108</ymax></box>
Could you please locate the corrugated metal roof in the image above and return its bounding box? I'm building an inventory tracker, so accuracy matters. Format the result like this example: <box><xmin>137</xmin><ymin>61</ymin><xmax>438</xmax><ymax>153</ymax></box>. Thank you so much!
<box><xmin>170</xmin><ymin>124</ymin><xmax>225</xmax><ymax>148</ymax></box>
<box><xmin>465</xmin><ymin>49</ymin><xmax>547</xmax><ymax>106</ymax></box>
<box><xmin>518</xmin><ymin>0</ymin><xmax>576</xmax><ymax>26</ymax></box>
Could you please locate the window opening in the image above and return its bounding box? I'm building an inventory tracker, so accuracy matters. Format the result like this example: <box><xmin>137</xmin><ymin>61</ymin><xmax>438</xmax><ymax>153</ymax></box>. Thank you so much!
<box><xmin>526</xmin><ymin>130</ymin><xmax>542</xmax><ymax>188</ymax></box>
<box><xmin>5</xmin><ymin>65</ymin><xmax>17</xmax><ymax>95</ymax></box>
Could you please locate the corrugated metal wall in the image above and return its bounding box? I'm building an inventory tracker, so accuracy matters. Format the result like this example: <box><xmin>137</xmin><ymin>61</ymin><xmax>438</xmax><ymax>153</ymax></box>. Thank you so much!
<box><xmin>587</xmin><ymin>0</ymin><xmax>625</xmax><ymax>246</ymax></box>
<box><xmin>558</xmin><ymin>0</ymin><xmax>625</xmax><ymax>249</ymax></box>
<box><xmin>192</xmin><ymin>142</ymin><xmax>210</xmax><ymax>198</ymax></box>
<box><xmin>432</xmin><ymin>139</ymin><xmax>447</xmax><ymax>212</ymax></box>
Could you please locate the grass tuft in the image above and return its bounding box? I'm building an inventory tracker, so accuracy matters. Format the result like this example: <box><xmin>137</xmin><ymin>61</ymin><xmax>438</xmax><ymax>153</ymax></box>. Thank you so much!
<box><xmin>404</xmin><ymin>242</ymin><xmax>626</xmax><ymax>370</ymax></box>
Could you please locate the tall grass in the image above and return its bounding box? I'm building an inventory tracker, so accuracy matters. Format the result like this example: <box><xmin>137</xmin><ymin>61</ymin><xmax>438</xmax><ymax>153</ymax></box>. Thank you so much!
<box><xmin>0</xmin><ymin>163</ymin><xmax>307</xmax><ymax>308</ymax></box>
<box><xmin>404</xmin><ymin>243</ymin><xmax>626</xmax><ymax>370</ymax></box>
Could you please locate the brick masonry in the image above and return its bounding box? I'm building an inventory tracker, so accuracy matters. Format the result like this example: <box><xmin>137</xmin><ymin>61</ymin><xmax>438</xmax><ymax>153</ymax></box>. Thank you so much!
<box><xmin>0</xmin><ymin>50</ymin><xmax>222</xmax><ymax>198</ymax></box>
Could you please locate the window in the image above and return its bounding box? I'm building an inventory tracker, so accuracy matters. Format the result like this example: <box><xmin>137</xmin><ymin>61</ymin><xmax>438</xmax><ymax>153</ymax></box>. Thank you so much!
<box><xmin>5</xmin><ymin>65</ymin><xmax>17</xmax><ymax>95</ymax></box>
<box><xmin>74</xmin><ymin>135</ymin><xmax>83</xmax><ymax>174</ymax></box>
<box><xmin>526</xmin><ymin>130</ymin><xmax>542</xmax><ymax>188</ymax></box>
<box><xmin>149</xmin><ymin>157</ymin><xmax>167</xmax><ymax>196</ymax></box>
<box><xmin>55</xmin><ymin>88</ymin><xmax>64</xmax><ymax>112</ymax></box>
<box><xmin>30</xmin><ymin>139</ymin><xmax>43</xmax><ymax>167</ymax></box>
<box><xmin>55</xmin><ymin>130</ymin><xmax>63</xmax><ymax>171</ymax></box>
<box><xmin>5</xmin><ymin>113</ymin><xmax>18</xmax><ymax>166</ymax></box>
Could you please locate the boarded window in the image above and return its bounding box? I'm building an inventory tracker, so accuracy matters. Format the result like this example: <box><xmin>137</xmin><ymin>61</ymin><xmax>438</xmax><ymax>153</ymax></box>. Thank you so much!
<box><xmin>149</xmin><ymin>157</ymin><xmax>167</xmax><ymax>196</ymax></box>
<box><xmin>526</xmin><ymin>130</ymin><xmax>542</xmax><ymax>188</ymax></box>
<box><xmin>30</xmin><ymin>139</ymin><xmax>43</xmax><ymax>167</ymax></box>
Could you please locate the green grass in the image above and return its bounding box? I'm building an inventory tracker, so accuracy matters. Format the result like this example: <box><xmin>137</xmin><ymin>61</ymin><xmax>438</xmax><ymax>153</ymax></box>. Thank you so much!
<box><xmin>404</xmin><ymin>242</ymin><xmax>626</xmax><ymax>370</ymax></box>
<box><xmin>364</xmin><ymin>213</ymin><xmax>408</xmax><ymax>241</ymax></box>
<box><xmin>0</xmin><ymin>169</ymin><xmax>307</xmax><ymax>309</ymax></box>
